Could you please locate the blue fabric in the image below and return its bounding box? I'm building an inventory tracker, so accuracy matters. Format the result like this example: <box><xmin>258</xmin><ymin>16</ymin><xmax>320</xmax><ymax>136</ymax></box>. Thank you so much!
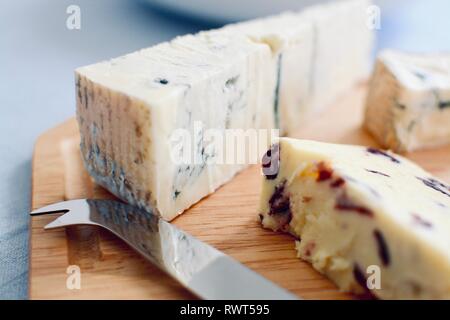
<box><xmin>1</xmin><ymin>0</ymin><xmax>449</xmax><ymax>299</ymax></box>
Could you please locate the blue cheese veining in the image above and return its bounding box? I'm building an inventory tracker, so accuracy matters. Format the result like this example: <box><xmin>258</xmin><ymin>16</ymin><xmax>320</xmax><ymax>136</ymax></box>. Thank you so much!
<box><xmin>76</xmin><ymin>32</ymin><xmax>276</xmax><ymax>220</ymax></box>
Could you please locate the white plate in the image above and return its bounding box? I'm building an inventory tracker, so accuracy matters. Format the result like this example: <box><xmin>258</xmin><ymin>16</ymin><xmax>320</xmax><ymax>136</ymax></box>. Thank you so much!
<box><xmin>143</xmin><ymin>0</ymin><xmax>326</xmax><ymax>22</ymax></box>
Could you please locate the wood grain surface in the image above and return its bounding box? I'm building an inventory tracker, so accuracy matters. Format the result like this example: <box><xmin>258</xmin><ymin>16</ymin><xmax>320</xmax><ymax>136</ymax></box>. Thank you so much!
<box><xmin>29</xmin><ymin>84</ymin><xmax>450</xmax><ymax>299</ymax></box>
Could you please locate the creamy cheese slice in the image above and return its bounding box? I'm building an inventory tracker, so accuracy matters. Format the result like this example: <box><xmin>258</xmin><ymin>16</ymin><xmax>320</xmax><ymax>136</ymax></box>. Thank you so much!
<box><xmin>365</xmin><ymin>50</ymin><xmax>450</xmax><ymax>152</ymax></box>
<box><xmin>259</xmin><ymin>138</ymin><xmax>450</xmax><ymax>299</ymax></box>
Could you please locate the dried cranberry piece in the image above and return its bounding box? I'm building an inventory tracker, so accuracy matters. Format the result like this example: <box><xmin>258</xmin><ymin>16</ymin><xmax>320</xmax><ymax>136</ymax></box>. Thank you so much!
<box><xmin>303</xmin><ymin>241</ymin><xmax>316</xmax><ymax>257</ymax></box>
<box><xmin>365</xmin><ymin>169</ymin><xmax>390</xmax><ymax>177</ymax></box>
<box><xmin>316</xmin><ymin>162</ymin><xmax>333</xmax><ymax>182</ymax></box>
<box><xmin>269</xmin><ymin>181</ymin><xmax>290</xmax><ymax>214</ymax></box>
<box><xmin>353</xmin><ymin>264</ymin><xmax>368</xmax><ymax>289</ymax></box>
<box><xmin>352</xmin><ymin>264</ymin><xmax>378</xmax><ymax>300</ymax></box>
<box><xmin>331</xmin><ymin>178</ymin><xmax>345</xmax><ymax>188</ymax></box>
<box><xmin>268</xmin><ymin>181</ymin><xmax>292</xmax><ymax>228</ymax></box>
<box><xmin>367</xmin><ymin>147</ymin><xmax>400</xmax><ymax>163</ymax></box>
<box><xmin>411</xmin><ymin>213</ymin><xmax>433</xmax><ymax>228</ymax></box>
<box><xmin>262</xmin><ymin>143</ymin><xmax>280</xmax><ymax>180</ymax></box>
<box><xmin>335</xmin><ymin>194</ymin><xmax>373</xmax><ymax>217</ymax></box>
<box><xmin>417</xmin><ymin>176</ymin><xmax>450</xmax><ymax>198</ymax></box>
<box><xmin>373</xmin><ymin>230</ymin><xmax>390</xmax><ymax>266</ymax></box>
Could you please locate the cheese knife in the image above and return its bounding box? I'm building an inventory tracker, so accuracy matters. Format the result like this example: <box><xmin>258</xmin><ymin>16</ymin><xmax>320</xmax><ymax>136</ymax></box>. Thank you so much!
<box><xmin>30</xmin><ymin>199</ymin><xmax>298</xmax><ymax>300</ymax></box>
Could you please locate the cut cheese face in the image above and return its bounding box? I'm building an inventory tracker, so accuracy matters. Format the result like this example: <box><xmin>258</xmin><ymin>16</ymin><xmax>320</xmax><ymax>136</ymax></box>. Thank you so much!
<box><xmin>223</xmin><ymin>13</ymin><xmax>315</xmax><ymax>135</ymax></box>
<box><xmin>225</xmin><ymin>0</ymin><xmax>373</xmax><ymax>135</ymax></box>
<box><xmin>259</xmin><ymin>138</ymin><xmax>450</xmax><ymax>299</ymax></box>
<box><xmin>302</xmin><ymin>0</ymin><xmax>373</xmax><ymax>117</ymax></box>
<box><xmin>365</xmin><ymin>50</ymin><xmax>450</xmax><ymax>152</ymax></box>
<box><xmin>76</xmin><ymin>32</ymin><xmax>276</xmax><ymax>221</ymax></box>
<box><xmin>76</xmin><ymin>0</ymin><xmax>373</xmax><ymax>220</ymax></box>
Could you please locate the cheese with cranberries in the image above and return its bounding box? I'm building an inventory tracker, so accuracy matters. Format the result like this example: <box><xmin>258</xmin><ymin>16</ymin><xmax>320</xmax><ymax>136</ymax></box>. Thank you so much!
<box><xmin>259</xmin><ymin>138</ymin><xmax>450</xmax><ymax>299</ymax></box>
<box><xmin>365</xmin><ymin>50</ymin><xmax>450</xmax><ymax>152</ymax></box>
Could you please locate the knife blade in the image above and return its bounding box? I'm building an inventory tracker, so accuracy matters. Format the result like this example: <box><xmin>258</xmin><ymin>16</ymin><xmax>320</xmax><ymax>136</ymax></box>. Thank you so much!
<box><xmin>30</xmin><ymin>199</ymin><xmax>298</xmax><ymax>300</ymax></box>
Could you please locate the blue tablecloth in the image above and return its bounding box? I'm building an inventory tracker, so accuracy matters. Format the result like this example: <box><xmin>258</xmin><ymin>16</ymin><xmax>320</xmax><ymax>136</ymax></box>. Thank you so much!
<box><xmin>1</xmin><ymin>0</ymin><xmax>449</xmax><ymax>299</ymax></box>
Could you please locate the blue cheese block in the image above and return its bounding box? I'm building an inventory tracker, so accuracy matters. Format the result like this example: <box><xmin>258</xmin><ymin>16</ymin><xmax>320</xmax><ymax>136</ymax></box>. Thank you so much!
<box><xmin>223</xmin><ymin>13</ymin><xmax>314</xmax><ymax>135</ymax></box>
<box><xmin>365</xmin><ymin>50</ymin><xmax>450</xmax><ymax>152</ymax></box>
<box><xmin>225</xmin><ymin>0</ymin><xmax>373</xmax><ymax>135</ymax></box>
<box><xmin>259</xmin><ymin>138</ymin><xmax>450</xmax><ymax>299</ymax></box>
<box><xmin>76</xmin><ymin>32</ymin><xmax>276</xmax><ymax>220</ymax></box>
<box><xmin>76</xmin><ymin>0</ymin><xmax>373</xmax><ymax>220</ymax></box>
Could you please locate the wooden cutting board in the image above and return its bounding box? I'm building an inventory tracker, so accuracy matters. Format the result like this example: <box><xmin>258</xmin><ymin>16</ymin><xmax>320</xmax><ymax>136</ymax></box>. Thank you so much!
<box><xmin>30</xmin><ymin>84</ymin><xmax>450</xmax><ymax>299</ymax></box>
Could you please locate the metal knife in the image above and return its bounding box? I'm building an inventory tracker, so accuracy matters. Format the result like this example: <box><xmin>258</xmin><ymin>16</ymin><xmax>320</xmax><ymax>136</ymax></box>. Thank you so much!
<box><xmin>30</xmin><ymin>199</ymin><xmax>298</xmax><ymax>300</ymax></box>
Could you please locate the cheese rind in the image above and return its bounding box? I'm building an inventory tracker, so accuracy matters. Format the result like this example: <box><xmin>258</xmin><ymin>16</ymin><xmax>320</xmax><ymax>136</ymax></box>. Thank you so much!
<box><xmin>365</xmin><ymin>50</ymin><xmax>450</xmax><ymax>152</ymax></box>
<box><xmin>259</xmin><ymin>138</ymin><xmax>450</xmax><ymax>299</ymax></box>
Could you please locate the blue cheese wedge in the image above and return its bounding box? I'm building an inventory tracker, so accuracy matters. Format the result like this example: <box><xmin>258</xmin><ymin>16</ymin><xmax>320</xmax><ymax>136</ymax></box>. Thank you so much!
<box><xmin>76</xmin><ymin>32</ymin><xmax>276</xmax><ymax>221</ymax></box>
<box><xmin>365</xmin><ymin>50</ymin><xmax>450</xmax><ymax>152</ymax></box>
<box><xmin>259</xmin><ymin>138</ymin><xmax>450</xmax><ymax>299</ymax></box>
